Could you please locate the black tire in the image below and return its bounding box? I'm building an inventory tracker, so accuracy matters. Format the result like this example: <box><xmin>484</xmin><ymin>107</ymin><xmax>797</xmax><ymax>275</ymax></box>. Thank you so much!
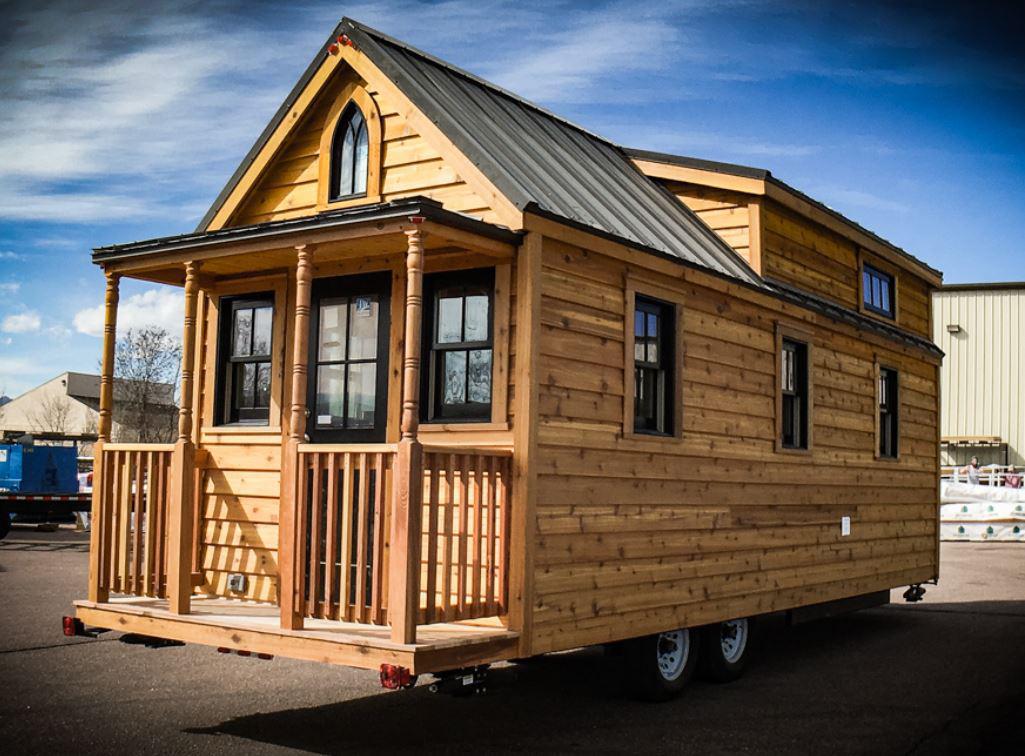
<box><xmin>0</xmin><ymin>510</ymin><xmax>10</xmax><ymax>540</ymax></box>
<box><xmin>623</xmin><ymin>628</ymin><xmax>700</xmax><ymax>701</ymax></box>
<box><xmin>698</xmin><ymin>618</ymin><xmax>754</xmax><ymax>683</ymax></box>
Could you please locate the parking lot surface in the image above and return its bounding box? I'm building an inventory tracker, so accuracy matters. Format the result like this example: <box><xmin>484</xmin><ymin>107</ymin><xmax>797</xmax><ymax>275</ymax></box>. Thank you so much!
<box><xmin>1</xmin><ymin>526</ymin><xmax>1023</xmax><ymax>754</ymax></box>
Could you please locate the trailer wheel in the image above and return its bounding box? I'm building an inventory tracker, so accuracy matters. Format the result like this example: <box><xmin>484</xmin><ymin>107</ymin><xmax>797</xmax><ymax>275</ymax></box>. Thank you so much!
<box><xmin>698</xmin><ymin>618</ymin><xmax>752</xmax><ymax>683</ymax></box>
<box><xmin>0</xmin><ymin>509</ymin><xmax>10</xmax><ymax>540</ymax></box>
<box><xmin>623</xmin><ymin>628</ymin><xmax>699</xmax><ymax>701</ymax></box>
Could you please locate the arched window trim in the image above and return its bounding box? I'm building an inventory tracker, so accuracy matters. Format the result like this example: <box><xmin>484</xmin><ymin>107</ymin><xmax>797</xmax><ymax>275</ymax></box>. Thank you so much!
<box><xmin>330</xmin><ymin>103</ymin><xmax>369</xmax><ymax>200</ymax></box>
<box><xmin>317</xmin><ymin>83</ymin><xmax>382</xmax><ymax>210</ymax></box>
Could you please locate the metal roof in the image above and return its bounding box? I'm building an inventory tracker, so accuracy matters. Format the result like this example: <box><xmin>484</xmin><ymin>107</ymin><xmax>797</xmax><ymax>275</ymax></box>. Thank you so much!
<box><xmin>624</xmin><ymin>147</ymin><xmax>941</xmax><ymax>280</ymax></box>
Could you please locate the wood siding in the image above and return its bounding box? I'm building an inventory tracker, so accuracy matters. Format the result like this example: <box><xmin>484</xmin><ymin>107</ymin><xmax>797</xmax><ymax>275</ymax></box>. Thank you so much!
<box><xmin>529</xmin><ymin>233</ymin><xmax>939</xmax><ymax>653</ymax></box>
<box><xmin>230</xmin><ymin>72</ymin><xmax>494</xmax><ymax>227</ymax></box>
<box><xmin>665</xmin><ymin>183</ymin><xmax>753</xmax><ymax>266</ymax></box>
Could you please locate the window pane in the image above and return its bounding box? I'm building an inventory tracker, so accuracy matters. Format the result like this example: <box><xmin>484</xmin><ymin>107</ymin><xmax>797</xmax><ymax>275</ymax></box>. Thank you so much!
<box><xmin>346</xmin><ymin>362</ymin><xmax>377</xmax><ymax>428</ymax></box>
<box><xmin>438</xmin><ymin>297</ymin><xmax>463</xmax><ymax>343</ymax></box>
<box><xmin>353</xmin><ymin>120</ymin><xmax>368</xmax><ymax>195</ymax></box>
<box><xmin>464</xmin><ymin>294</ymin><xmax>489</xmax><ymax>342</ymax></box>
<box><xmin>255</xmin><ymin>362</ymin><xmax>271</xmax><ymax>408</ymax></box>
<box><xmin>863</xmin><ymin>270</ymin><xmax>871</xmax><ymax>305</ymax></box>
<box><xmin>318</xmin><ymin>303</ymin><xmax>348</xmax><ymax>362</ymax></box>
<box><xmin>237</xmin><ymin>362</ymin><xmax>256</xmax><ymax>409</ymax></box>
<box><xmin>646</xmin><ymin>312</ymin><xmax>659</xmax><ymax>363</ymax></box>
<box><xmin>635</xmin><ymin>367</ymin><xmax>656</xmax><ymax>428</ymax></box>
<box><xmin>872</xmin><ymin>276</ymin><xmax>881</xmax><ymax>308</ymax></box>
<box><xmin>252</xmin><ymin>307</ymin><xmax>272</xmax><ymax>356</ymax></box>
<box><xmin>232</xmin><ymin>308</ymin><xmax>252</xmax><ymax>357</ymax></box>
<box><xmin>339</xmin><ymin>126</ymin><xmax>355</xmax><ymax>196</ymax></box>
<box><xmin>880</xmin><ymin>279</ymin><xmax>891</xmax><ymax>312</ymax></box>
<box><xmin>315</xmin><ymin>364</ymin><xmax>346</xmax><ymax>428</ymax></box>
<box><xmin>468</xmin><ymin>349</ymin><xmax>492</xmax><ymax>403</ymax></box>
<box><xmin>443</xmin><ymin>351</ymin><xmax>467</xmax><ymax>405</ymax></box>
<box><xmin>348</xmin><ymin>296</ymin><xmax>379</xmax><ymax>360</ymax></box>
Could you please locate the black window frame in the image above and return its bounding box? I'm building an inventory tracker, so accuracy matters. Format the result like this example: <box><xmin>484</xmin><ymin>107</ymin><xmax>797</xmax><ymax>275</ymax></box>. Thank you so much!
<box><xmin>307</xmin><ymin>272</ymin><xmax>391</xmax><ymax>444</ymax></box>
<box><xmin>633</xmin><ymin>295</ymin><xmax>675</xmax><ymax>436</ymax></box>
<box><xmin>878</xmin><ymin>367</ymin><xmax>899</xmax><ymax>459</ymax></box>
<box><xmin>862</xmin><ymin>263</ymin><xmax>895</xmax><ymax>319</ymax></box>
<box><xmin>215</xmin><ymin>293</ymin><xmax>274</xmax><ymax>426</ymax></box>
<box><xmin>329</xmin><ymin>102</ymin><xmax>369</xmax><ymax>202</ymax></box>
<box><xmin>421</xmin><ymin>267</ymin><xmax>495</xmax><ymax>423</ymax></box>
<box><xmin>780</xmin><ymin>338</ymin><xmax>809</xmax><ymax>450</ymax></box>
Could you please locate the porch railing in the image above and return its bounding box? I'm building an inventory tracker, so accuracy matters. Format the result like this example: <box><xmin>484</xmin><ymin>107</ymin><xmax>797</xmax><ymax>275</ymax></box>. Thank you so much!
<box><xmin>94</xmin><ymin>443</ymin><xmax>174</xmax><ymax>598</ymax></box>
<box><xmin>291</xmin><ymin>444</ymin><xmax>512</xmax><ymax>629</ymax></box>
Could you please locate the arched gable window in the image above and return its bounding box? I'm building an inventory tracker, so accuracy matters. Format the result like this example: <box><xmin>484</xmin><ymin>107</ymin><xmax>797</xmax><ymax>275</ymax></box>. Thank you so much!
<box><xmin>330</xmin><ymin>103</ymin><xmax>369</xmax><ymax>200</ymax></box>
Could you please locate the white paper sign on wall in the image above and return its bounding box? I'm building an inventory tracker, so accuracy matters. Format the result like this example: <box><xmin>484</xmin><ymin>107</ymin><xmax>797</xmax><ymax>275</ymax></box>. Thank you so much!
<box><xmin>841</xmin><ymin>516</ymin><xmax>851</xmax><ymax>537</ymax></box>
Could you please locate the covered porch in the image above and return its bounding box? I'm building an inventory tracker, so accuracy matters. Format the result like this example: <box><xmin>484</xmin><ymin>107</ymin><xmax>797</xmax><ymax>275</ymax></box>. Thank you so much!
<box><xmin>77</xmin><ymin>198</ymin><xmax>524</xmax><ymax>659</ymax></box>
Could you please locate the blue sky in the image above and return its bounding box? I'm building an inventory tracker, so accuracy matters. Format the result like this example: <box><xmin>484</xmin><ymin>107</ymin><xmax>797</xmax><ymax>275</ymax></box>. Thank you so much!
<box><xmin>1</xmin><ymin>0</ymin><xmax>1023</xmax><ymax>397</ymax></box>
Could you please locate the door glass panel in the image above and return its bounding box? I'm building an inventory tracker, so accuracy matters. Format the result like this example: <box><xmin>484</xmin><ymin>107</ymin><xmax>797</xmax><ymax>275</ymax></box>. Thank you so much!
<box><xmin>315</xmin><ymin>364</ymin><xmax>346</xmax><ymax>428</ymax></box>
<box><xmin>252</xmin><ymin>307</ymin><xmax>272</xmax><ymax>356</ymax></box>
<box><xmin>443</xmin><ymin>351</ymin><xmax>467</xmax><ymax>405</ymax></box>
<box><xmin>468</xmin><ymin>349</ymin><xmax>492</xmax><ymax>403</ymax></box>
<box><xmin>346</xmin><ymin>362</ymin><xmax>377</xmax><ymax>428</ymax></box>
<box><xmin>438</xmin><ymin>297</ymin><xmax>463</xmax><ymax>343</ymax></box>
<box><xmin>464</xmin><ymin>295</ymin><xmax>489</xmax><ymax>341</ymax></box>
<box><xmin>318</xmin><ymin>303</ymin><xmax>347</xmax><ymax>362</ymax></box>
<box><xmin>232</xmin><ymin>308</ymin><xmax>252</xmax><ymax>357</ymax></box>
<box><xmin>347</xmin><ymin>296</ymin><xmax>379</xmax><ymax>359</ymax></box>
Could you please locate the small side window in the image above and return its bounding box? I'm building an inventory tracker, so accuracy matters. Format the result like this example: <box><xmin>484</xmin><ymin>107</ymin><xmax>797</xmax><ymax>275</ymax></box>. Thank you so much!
<box><xmin>780</xmin><ymin>338</ymin><xmax>809</xmax><ymax>449</ymax></box>
<box><xmin>219</xmin><ymin>295</ymin><xmax>273</xmax><ymax>424</ymax></box>
<box><xmin>878</xmin><ymin>367</ymin><xmax>899</xmax><ymax>458</ymax></box>
<box><xmin>633</xmin><ymin>296</ymin><xmax>675</xmax><ymax>435</ymax></box>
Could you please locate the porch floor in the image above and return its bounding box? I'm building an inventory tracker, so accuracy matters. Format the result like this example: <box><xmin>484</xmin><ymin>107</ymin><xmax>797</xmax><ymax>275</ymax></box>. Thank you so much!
<box><xmin>74</xmin><ymin>595</ymin><xmax>519</xmax><ymax>675</ymax></box>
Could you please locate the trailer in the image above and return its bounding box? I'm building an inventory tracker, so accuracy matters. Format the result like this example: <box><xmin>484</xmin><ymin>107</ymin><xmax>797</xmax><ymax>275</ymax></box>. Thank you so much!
<box><xmin>69</xmin><ymin>18</ymin><xmax>941</xmax><ymax>701</ymax></box>
<box><xmin>0</xmin><ymin>441</ymin><xmax>90</xmax><ymax>539</ymax></box>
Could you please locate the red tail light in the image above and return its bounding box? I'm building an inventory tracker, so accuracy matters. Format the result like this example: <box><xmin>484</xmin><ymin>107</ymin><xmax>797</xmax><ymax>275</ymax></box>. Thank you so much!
<box><xmin>379</xmin><ymin>664</ymin><xmax>415</xmax><ymax>690</ymax></box>
<box><xmin>62</xmin><ymin>616</ymin><xmax>82</xmax><ymax>637</ymax></box>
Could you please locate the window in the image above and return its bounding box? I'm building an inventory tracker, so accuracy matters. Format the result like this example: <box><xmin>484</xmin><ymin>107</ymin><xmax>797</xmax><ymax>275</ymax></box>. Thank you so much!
<box><xmin>863</xmin><ymin>264</ymin><xmax>894</xmax><ymax>318</ymax></box>
<box><xmin>219</xmin><ymin>295</ymin><xmax>273</xmax><ymax>424</ymax></box>
<box><xmin>780</xmin><ymin>338</ymin><xmax>809</xmax><ymax>449</ymax></box>
<box><xmin>878</xmin><ymin>367</ymin><xmax>899</xmax><ymax>458</ymax></box>
<box><xmin>423</xmin><ymin>269</ymin><xmax>494</xmax><ymax>422</ymax></box>
<box><xmin>309</xmin><ymin>274</ymin><xmax>390</xmax><ymax>441</ymax></box>
<box><xmin>633</xmin><ymin>296</ymin><xmax>675</xmax><ymax>435</ymax></box>
<box><xmin>329</xmin><ymin>102</ymin><xmax>369</xmax><ymax>201</ymax></box>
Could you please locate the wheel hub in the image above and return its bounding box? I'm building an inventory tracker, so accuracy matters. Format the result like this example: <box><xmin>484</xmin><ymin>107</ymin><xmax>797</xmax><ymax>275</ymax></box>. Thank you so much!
<box><xmin>720</xmin><ymin>619</ymin><xmax>749</xmax><ymax>663</ymax></box>
<box><xmin>656</xmin><ymin>629</ymin><xmax>690</xmax><ymax>681</ymax></box>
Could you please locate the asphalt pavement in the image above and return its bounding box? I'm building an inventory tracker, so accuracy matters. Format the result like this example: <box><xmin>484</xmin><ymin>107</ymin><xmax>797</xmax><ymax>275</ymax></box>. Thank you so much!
<box><xmin>1</xmin><ymin>525</ymin><xmax>1023</xmax><ymax>755</ymax></box>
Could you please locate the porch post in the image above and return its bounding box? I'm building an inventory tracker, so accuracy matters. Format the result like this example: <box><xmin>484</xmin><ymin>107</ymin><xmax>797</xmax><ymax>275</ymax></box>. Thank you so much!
<box><xmin>280</xmin><ymin>244</ymin><xmax>314</xmax><ymax>630</ymax></box>
<box><xmin>167</xmin><ymin>260</ymin><xmax>200</xmax><ymax>614</ymax></box>
<box><xmin>390</xmin><ymin>221</ymin><xmax>425</xmax><ymax>644</ymax></box>
<box><xmin>87</xmin><ymin>270</ymin><xmax>119</xmax><ymax>603</ymax></box>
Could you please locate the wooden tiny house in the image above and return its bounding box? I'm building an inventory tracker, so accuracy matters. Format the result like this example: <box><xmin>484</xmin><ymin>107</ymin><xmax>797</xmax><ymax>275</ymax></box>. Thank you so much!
<box><xmin>73</xmin><ymin>19</ymin><xmax>943</xmax><ymax>688</ymax></box>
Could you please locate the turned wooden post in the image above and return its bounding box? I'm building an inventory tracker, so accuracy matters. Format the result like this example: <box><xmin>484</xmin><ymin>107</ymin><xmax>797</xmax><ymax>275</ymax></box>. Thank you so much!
<box><xmin>167</xmin><ymin>261</ymin><xmax>201</xmax><ymax>614</ymax></box>
<box><xmin>280</xmin><ymin>244</ymin><xmax>314</xmax><ymax>630</ymax></box>
<box><xmin>87</xmin><ymin>270</ymin><xmax>119</xmax><ymax>603</ymax></box>
<box><xmin>390</xmin><ymin>222</ymin><xmax>425</xmax><ymax>644</ymax></box>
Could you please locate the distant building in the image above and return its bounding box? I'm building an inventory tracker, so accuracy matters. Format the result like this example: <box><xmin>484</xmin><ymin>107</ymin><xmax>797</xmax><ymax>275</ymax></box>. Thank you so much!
<box><xmin>0</xmin><ymin>372</ymin><xmax>177</xmax><ymax>453</ymax></box>
<box><xmin>933</xmin><ymin>283</ymin><xmax>1025</xmax><ymax>466</ymax></box>
<box><xmin>0</xmin><ymin>395</ymin><xmax>10</xmax><ymax>407</ymax></box>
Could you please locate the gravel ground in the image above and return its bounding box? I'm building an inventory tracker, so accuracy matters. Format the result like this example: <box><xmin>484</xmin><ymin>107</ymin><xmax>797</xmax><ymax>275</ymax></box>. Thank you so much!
<box><xmin>1</xmin><ymin>525</ymin><xmax>1023</xmax><ymax>755</ymax></box>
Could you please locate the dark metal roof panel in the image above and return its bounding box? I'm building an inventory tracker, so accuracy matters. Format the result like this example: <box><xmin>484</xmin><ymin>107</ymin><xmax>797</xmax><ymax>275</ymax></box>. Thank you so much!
<box><xmin>343</xmin><ymin>19</ymin><xmax>760</xmax><ymax>286</ymax></box>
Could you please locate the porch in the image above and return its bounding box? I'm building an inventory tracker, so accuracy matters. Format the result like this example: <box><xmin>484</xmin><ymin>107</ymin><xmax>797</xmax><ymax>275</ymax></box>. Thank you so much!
<box><xmin>79</xmin><ymin>199</ymin><xmax>524</xmax><ymax>658</ymax></box>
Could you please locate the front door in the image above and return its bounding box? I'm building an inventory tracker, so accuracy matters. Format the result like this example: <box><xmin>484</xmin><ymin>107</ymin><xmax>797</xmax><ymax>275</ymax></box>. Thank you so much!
<box><xmin>307</xmin><ymin>272</ymin><xmax>391</xmax><ymax>443</ymax></box>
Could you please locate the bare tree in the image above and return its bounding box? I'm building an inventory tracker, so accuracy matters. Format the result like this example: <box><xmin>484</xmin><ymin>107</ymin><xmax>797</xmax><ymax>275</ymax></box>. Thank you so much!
<box><xmin>28</xmin><ymin>394</ymin><xmax>73</xmax><ymax>434</ymax></box>
<box><xmin>113</xmin><ymin>326</ymin><xmax>181</xmax><ymax>443</ymax></box>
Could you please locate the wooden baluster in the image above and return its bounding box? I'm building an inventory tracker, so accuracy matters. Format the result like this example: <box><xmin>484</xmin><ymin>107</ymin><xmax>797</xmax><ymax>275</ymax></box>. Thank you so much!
<box><xmin>280</xmin><ymin>245</ymin><xmax>314</xmax><ymax>630</ymax></box>
<box><xmin>323</xmin><ymin>453</ymin><xmax>339</xmax><ymax>621</ymax></box>
<box><xmin>371</xmin><ymin>453</ymin><xmax>387</xmax><ymax>625</ymax></box>
<box><xmin>485</xmin><ymin>455</ymin><xmax>498</xmax><ymax>615</ymax></box>
<box><xmin>499</xmin><ymin>458</ymin><xmax>511</xmax><ymax>612</ymax></box>
<box><xmin>471</xmin><ymin>455</ymin><xmax>484</xmax><ymax>616</ymax></box>
<box><xmin>88</xmin><ymin>271</ymin><xmax>119</xmax><ymax>602</ymax></box>
<box><xmin>308</xmin><ymin>453</ymin><xmax>323</xmax><ymax>617</ymax></box>
<box><xmin>456</xmin><ymin>454</ymin><xmax>469</xmax><ymax>618</ymax></box>
<box><xmin>424</xmin><ymin>454</ymin><xmax>439</xmax><ymax>625</ymax></box>
<box><xmin>167</xmin><ymin>261</ymin><xmax>200</xmax><ymax>614</ymax></box>
<box><xmin>389</xmin><ymin>223</ymin><xmax>425</xmax><ymax>644</ymax></box>
<box><xmin>99</xmin><ymin>449</ymin><xmax>116</xmax><ymax>594</ymax></box>
<box><xmin>131</xmin><ymin>452</ymin><xmax>144</xmax><ymax>594</ymax></box>
<box><xmin>355</xmin><ymin>453</ymin><xmax>371</xmax><ymax>622</ymax></box>
<box><xmin>339</xmin><ymin>452</ymin><xmax>354</xmax><ymax>621</ymax></box>
<box><xmin>117</xmin><ymin>452</ymin><xmax>131</xmax><ymax>592</ymax></box>
<box><xmin>442</xmin><ymin>454</ymin><xmax>455</xmax><ymax>621</ymax></box>
<box><xmin>154</xmin><ymin>453</ymin><xmax>168</xmax><ymax>597</ymax></box>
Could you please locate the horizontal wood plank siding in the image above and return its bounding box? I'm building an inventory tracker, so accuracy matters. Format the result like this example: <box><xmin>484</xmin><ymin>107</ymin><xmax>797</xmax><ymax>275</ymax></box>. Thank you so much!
<box><xmin>666</xmin><ymin>183</ymin><xmax>753</xmax><ymax>266</ymax></box>
<box><xmin>529</xmin><ymin>234</ymin><xmax>938</xmax><ymax>653</ymax></box>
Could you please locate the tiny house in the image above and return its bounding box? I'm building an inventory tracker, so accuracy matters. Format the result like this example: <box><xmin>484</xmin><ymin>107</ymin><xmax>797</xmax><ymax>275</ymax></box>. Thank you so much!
<box><xmin>72</xmin><ymin>19</ymin><xmax>943</xmax><ymax>699</ymax></box>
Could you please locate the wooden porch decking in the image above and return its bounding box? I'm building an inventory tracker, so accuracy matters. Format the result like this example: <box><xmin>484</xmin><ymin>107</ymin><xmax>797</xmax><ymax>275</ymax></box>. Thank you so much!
<box><xmin>74</xmin><ymin>596</ymin><xmax>519</xmax><ymax>675</ymax></box>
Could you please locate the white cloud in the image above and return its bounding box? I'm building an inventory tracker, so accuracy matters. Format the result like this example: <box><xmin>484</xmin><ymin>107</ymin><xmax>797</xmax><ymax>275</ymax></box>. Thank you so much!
<box><xmin>0</xmin><ymin>251</ymin><xmax>24</xmax><ymax>260</ymax></box>
<box><xmin>1</xmin><ymin>311</ymin><xmax>42</xmax><ymax>333</ymax></box>
<box><xmin>73</xmin><ymin>287</ymin><xmax>183</xmax><ymax>338</ymax></box>
<box><xmin>0</xmin><ymin>282</ymin><xmax>20</xmax><ymax>295</ymax></box>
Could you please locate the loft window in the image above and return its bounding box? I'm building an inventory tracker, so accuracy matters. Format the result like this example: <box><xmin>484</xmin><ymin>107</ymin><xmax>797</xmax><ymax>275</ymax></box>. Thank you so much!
<box><xmin>329</xmin><ymin>102</ymin><xmax>369</xmax><ymax>200</ymax></box>
<box><xmin>219</xmin><ymin>295</ymin><xmax>273</xmax><ymax>424</ymax></box>
<box><xmin>780</xmin><ymin>338</ymin><xmax>808</xmax><ymax>449</ymax></box>
<box><xmin>423</xmin><ymin>268</ymin><xmax>494</xmax><ymax>422</ymax></box>
<box><xmin>634</xmin><ymin>296</ymin><xmax>674</xmax><ymax>435</ymax></box>
<box><xmin>863</xmin><ymin>264</ymin><xmax>894</xmax><ymax>318</ymax></box>
<box><xmin>879</xmin><ymin>368</ymin><xmax>899</xmax><ymax>458</ymax></box>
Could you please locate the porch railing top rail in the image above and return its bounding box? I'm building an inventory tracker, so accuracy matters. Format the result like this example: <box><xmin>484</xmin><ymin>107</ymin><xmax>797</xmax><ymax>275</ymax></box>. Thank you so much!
<box><xmin>103</xmin><ymin>442</ymin><xmax>176</xmax><ymax>452</ymax></box>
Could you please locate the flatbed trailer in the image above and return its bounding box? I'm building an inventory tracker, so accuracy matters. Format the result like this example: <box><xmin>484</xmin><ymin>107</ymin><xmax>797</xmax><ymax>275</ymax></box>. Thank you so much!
<box><xmin>69</xmin><ymin>18</ymin><xmax>942</xmax><ymax>701</ymax></box>
<box><xmin>0</xmin><ymin>491</ymin><xmax>92</xmax><ymax>537</ymax></box>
